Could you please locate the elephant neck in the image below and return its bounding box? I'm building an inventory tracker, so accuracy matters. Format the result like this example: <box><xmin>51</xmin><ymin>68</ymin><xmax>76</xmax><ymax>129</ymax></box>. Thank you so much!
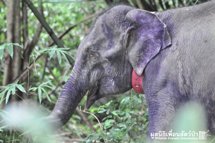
<box><xmin>131</xmin><ymin>70</ymin><xmax>144</xmax><ymax>94</ymax></box>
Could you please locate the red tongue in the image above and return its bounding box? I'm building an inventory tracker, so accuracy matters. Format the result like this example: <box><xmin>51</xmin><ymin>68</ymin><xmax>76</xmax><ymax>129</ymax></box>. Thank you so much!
<box><xmin>131</xmin><ymin>70</ymin><xmax>144</xmax><ymax>94</ymax></box>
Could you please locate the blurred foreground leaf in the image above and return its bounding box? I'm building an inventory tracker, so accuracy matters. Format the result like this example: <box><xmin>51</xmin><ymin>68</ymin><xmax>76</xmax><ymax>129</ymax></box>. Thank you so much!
<box><xmin>0</xmin><ymin>101</ymin><xmax>61</xmax><ymax>143</ymax></box>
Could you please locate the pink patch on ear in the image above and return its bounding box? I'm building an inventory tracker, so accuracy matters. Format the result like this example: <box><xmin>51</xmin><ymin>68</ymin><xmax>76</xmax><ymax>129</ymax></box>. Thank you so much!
<box><xmin>132</xmin><ymin>70</ymin><xmax>144</xmax><ymax>94</ymax></box>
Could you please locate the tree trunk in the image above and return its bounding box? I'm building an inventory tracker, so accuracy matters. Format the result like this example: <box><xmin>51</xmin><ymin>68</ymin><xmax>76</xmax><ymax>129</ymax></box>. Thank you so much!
<box><xmin>4</xmin><ymin>0</ymin><xmax>21</xmax><ymax>84</ymax></box>
<box><xmin>3</xmin><ymin>0</ymin><xmax>21</xmax><ymax>103</ymax></box>
<box><xmin>3</xmin><ymin>0</ymin><xmax>14</xmax><ymax>86</ymax></box>
<box><xmin>12</xmin><ymin>0</ymin><xmax>21</xmax><ymax>82</ymax></box>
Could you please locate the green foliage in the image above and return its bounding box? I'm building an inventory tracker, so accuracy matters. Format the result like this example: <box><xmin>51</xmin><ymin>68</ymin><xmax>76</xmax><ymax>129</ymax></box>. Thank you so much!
<box><xmin>113</xmin><ymin>0</ymin><xmax>208</xmax><ymax>11</ymax></box>
<box><xmin>153</xmin><ymin>0</ymin><xmax>206</xmax><ymax>11</ymax></box>
<box><xmin>0</xmin><ymin>0</ymin><xmax>210</xmax><ymax>142</ymax></box>
<box><xmin>0</xmin><ymin>82</ymin><xmax>26</xmax><ymax>104</ymax></box>
<box><xmin>85</xmin><ymin>93</ymin><xmax>148</xmax><ymax>143</ymax></box>
<box><xmin>39</xmin><ymin>46</ymin><xmax>71</xmax><ymax>64</ymax></box>
<box><xmin>0</xmin><ymin>43</ymin><xmax>23</xmax><ymax>60</ymax></box>
<box><xmin>0</xmin><ymin>2</ymin><xmax>6</xmax><ymax>43</ymax></box>
<box><xmin>29</xmin><ymin>81</ymin><xmax>53</xmax><ymax>103</ymax></box>
<box><xmin>33</xmin><ymin>0</ymin><xmax>106</xmax><ymax>49</ymax></box>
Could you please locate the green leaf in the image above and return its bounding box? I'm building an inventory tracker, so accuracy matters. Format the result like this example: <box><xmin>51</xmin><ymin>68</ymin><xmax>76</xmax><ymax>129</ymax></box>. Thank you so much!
<box><xmin>0</xmin><ymin>83</ymin><xmax>27</xmax><ymax>104</ymax></box>
<box><xmin>39</xmin><ymin>46</ymin><xmax>71</xmax><ymax>64</ymax></box>
<box><xmin>0</xmin><ymin>43</ymin><xmax>23</xmax><ymax>59</ymax></box>
<box><xmin>0</xmin><ymin>90</ymin><xmax>6</xmax><ymax>102</ymax></box>
<box><xmin>38</xmin><ymin>88</ymin><xmax>42</xmax><ymax>103</ymax></box>
<box><xmin>30</xmin><ymin>81</ymin><xmax>53</xmax><ymax>103</ymax></box>
<box><xmin>7</xmin><ymin>43</ymin><xmax>14</xmax><ymax>58</ymax></box>
<box><xmin>57</xmin><ymin>51</ymin><xmax>62</xmax><ymax>64</ymax></box>
<box><xmin>5</xmin><ymin>90</ymin><xmax>11</xmax><ymax>104</ymax></box>
<box><xmin>49</xmin><ymin>48</ymin><xmax>55</xmax><ymax>59</ymax></box>
<box><xmin>103</xmin><ymin>119</ymin><xmax>115</xmax><ymax>130</ymax></box>
<box><xmin>0</xmin><ymin>44</ymin><xmax>5</xmax><ymax>60</ymax></box>
<box><xmin>16</xmin><ymin>84</ymin><xmax>26</xmax><ymax>93</ymax></box>
<box><xmin>97</xmin><ymin>108</ymin><xmax>106</xmax><ymax>114</ymax></box>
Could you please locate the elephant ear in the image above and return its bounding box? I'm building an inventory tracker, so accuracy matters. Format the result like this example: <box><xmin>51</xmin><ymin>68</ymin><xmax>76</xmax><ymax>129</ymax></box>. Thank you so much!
<box><xmin>126</xmin><ymin>9</ymin><xmax>171</xmax><ymax>75</ymax></box>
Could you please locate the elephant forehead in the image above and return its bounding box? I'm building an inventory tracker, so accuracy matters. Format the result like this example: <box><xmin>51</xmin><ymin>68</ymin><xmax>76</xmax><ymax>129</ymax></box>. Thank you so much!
<box><xmin>98</xmin><ymin>6</ymin><xmax>132</xmax><ymax>30</ymax></box>
<box><xmin>80</xmin><ymin>26</ymin><xmax>115</xmax><ymax>51</ymax></box>
<box><xmin>101</xmin><ymin>23</ymin><xmax>114</xmax><ymax>49</ymax></box>
<box><xmin>101</xmin><ymin>23</ymin><xmax>112</xmax><ymax>39</ymax></box>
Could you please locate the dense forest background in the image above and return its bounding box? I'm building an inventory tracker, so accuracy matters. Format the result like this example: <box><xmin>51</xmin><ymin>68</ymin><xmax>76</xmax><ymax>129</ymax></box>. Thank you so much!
<box><xmin>0</xmin><ymin>0</ymin><xmax>209</xmax><ymax>142</ymax></box>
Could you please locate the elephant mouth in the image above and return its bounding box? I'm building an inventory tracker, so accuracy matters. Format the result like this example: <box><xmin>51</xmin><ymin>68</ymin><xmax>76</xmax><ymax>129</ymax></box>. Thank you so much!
<box><xmin>85</xmin><ymin>85</ymin><xmax>99</xmax><ymax>109</ymax></box>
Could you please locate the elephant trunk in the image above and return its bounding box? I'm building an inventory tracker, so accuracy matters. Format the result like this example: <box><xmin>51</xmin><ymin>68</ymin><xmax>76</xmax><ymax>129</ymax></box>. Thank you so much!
<box><xmin>49</xmin><ymin>68</ymin><xmax>86</xmax><ymax>126</ymax></box>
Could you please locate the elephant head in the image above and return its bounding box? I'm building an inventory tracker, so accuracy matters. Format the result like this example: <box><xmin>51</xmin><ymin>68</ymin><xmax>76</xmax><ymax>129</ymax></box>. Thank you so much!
<box><xmin>49</xmin><ymin>5</ymin><xmax>171</xmax><ymax>126</ymax></box>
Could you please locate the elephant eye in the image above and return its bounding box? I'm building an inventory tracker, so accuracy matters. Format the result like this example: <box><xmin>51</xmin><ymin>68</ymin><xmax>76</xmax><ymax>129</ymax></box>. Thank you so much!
<box><xmin>88</xmin><ymin>50</ymin><xmax>100</xmax><ymax>59</ymax></box>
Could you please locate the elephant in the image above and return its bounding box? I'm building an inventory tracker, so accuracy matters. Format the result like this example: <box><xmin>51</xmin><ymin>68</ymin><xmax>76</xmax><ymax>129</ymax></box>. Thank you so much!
<box><xmin>49</xmin><ymin>1</ymin><xmax>215</xmax><ymax>140</ymax></box>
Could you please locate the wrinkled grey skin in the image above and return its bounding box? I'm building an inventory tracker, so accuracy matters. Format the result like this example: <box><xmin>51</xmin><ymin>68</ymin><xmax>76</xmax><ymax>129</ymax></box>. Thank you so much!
<box><xmin>50</xmin><ymin>1</ymin><xmax>215</xmax><ymax>139</ymax></box>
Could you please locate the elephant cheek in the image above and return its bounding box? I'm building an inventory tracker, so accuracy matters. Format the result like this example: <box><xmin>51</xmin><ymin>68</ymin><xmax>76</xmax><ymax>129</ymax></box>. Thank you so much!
<box><xmin>99</xmin><ymin>78</ymin><xmax>118</xmax><ymax>95</ymax></box>
<box><xmin>89</xmin><ymin>67</ymin><xmax>103</xmax><ymax>86</ymax></box>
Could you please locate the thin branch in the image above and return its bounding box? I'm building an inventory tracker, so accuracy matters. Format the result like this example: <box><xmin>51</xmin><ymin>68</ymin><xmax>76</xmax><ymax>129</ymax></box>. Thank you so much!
<box><xmin>76</xmin><ymin>108</ymin><xmax>96</xmax><ymax>132</ymax></box>
<box><xmin>23</xmin><ymin>0</ymin><xmax>74</xmax><ymax>65</ymax></box>
<box><xmin>48</xmin><ymin>12</ymin><xmax>99</xmax><ymax>47</ymax></box>
<box><xmin>23</xmin><ymin>0</ymin><xmax>63</xmax><ymax>47</ymax></box>
<box><xmin>12</xmin><ymin>54</ymin><xmax>43</xmax><ymax>82</ymax></box>
<box><xmin>47</xmin><ymin>66</ymin><xmax>61</xmax><ymax>84</ymax></box>
<box><xmin>23</xmin><ymin>23</ymin><xmax>43</xmax><ymax>58</ymax></box>
<box><xmin>31</xmin><ymin>27</ymin><xmax>42</xmax><ymax>46</ymax></box>
<box><xmin>27</xmin><ymin>0</ymin><xmax>43</xmax><ymax>50</ymax></box>
<box><xmin>13</xmin><ymin>3</ymin><xmax>100</xmax><ymax>83</ymax></box>
<box><xmin>22</xmin><ymin>0</ymin><xmax>28</xmax><ymax>46</ymax></box>
<box><xmin>23</xmin><ymin>0</ymin><xmax>43</xmax><ymax>67</ymax></box>
<box><xmin>41</xmin><ymin>55</ymin><xmax>48</xmax><ymax>80</ymax></box>
<box><xmin>81</xmin><ymin>107</ymin><xmax>103</xmax><ymax>130</ymax></box>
